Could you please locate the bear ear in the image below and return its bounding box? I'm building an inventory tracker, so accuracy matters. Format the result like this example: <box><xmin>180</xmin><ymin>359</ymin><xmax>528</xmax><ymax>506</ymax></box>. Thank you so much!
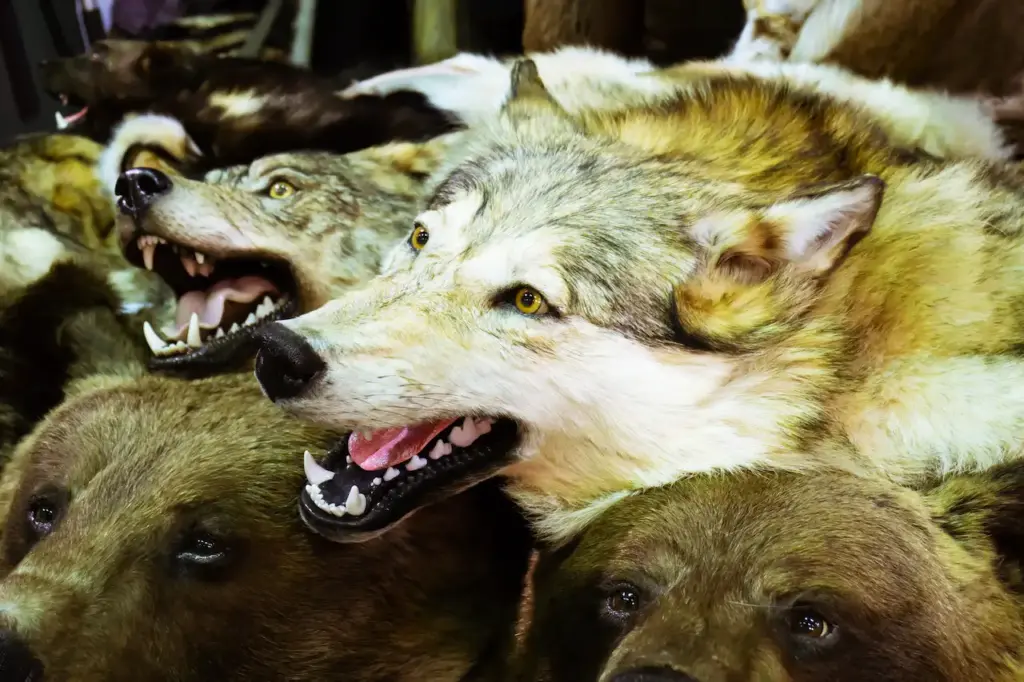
<box><xmin>758</xmin><ymin>175</ymin><xmax>884</xmax><ymax>277</ymax></box>
<box><xmin>927</xmin><ymin>461</ymin><xmax>1024</xmax><ymax>592</ymax></box>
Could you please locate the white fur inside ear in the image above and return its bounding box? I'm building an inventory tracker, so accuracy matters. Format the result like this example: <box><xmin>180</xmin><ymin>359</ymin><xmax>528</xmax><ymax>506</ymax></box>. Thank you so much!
<box><xmin>97</xmin><ymin>113</ymin><xmax>201</xmax><ymax>197</ymax></box>
<box><xmin>765</xmin><ymin>179</ymin><xmax>882</xmax><ymax>272</ymax></box>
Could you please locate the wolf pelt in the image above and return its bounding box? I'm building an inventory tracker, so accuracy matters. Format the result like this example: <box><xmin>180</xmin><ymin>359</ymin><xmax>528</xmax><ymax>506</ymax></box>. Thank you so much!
<box><xmin>340</xmin><ymin>45</ymin><xmax>1014</xmax><ymax>163</ymax></box>
<box><xmin>269</xmin><ymin>56</ymin><xmax>1024</xmax><ymax>543</ymax></box>
<box><xmin>728</xmin><ymin>0</ymin><xmax>1024</xmax><ymax>98</ymax></box>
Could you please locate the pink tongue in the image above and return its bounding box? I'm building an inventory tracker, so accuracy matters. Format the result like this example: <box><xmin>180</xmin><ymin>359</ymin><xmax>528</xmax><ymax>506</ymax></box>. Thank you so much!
<box><xmin>162</xmin><ymin>276</ymin><xmax>279</xmax><ymax>339</ymax></box>
<box><xmin>349</xmin><ymin>420</ymin><xmax>458</xmax><ymax>471</ymax></box>
<box><xmin>64</xmin><ymin>106</ymin><xmax>89</xmax><ymax>125</ymax></box>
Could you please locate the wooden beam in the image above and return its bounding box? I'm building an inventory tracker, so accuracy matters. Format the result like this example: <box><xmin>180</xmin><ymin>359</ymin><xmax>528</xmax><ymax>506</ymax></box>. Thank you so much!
<box><xmin>522</xmin><ymin>0</ymin><xmax>646</xmax><ymax>55</ymax></box>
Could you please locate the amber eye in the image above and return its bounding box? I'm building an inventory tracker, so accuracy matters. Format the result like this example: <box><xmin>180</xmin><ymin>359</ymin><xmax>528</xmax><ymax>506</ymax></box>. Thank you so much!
<box><xmin>513</xmin><ymin>287</ymin><xmax>549</xmax><ymax>315</ymax></box>
<box><xmin>789</xmin><ymin>607</ymin><xmax>834</xmax><ymax>640</ymax></box>
<box><xmin>410</xmin><ymin>223</ymin><xmax>430</xmax><ymax>251</ymax></box>
<box><xmin>605</xmin><ymin>585</ymin><xmax>642</xmax><ymax>616</ymax></box>
<box><xmin>267</xmin><ymin>180</ymin><xmax>296</xmax><ymax>199</ymax></box>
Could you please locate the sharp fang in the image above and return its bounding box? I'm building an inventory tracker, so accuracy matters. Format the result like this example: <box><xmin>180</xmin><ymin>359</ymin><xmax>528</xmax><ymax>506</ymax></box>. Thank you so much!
<box><xmin>142</xmin><ymin>321</ymin><xmax>168</xmax><ymax>353</ymax></box>
<box><xmin>195</xmin><ymin>252</ymin><xmax>205</xmax><ymax>265</ymax></box>
<box><xmin>371</xmin><ymin>477</ymin><xmax>382</xmax><ymax>486</ymax></box>
<box><xmin>141</xmin><ymin>242</ymin><xmax>157</xmax><ymax>271</ymax></box>
<box><xmin>345</xmin><ymin>456</ymin><xmax>352</xmax><ymax>464</ymax></box>
<box><xmin>406</xmin><ymin>455</ymin><xmax>427</xmax><ymax>471</ymax></box>
<box><xmin>230</xmin><ymin>323</ymin><xmax>241</xmax><ymax>334</ymax></box>
<box><xmin>345</xmin><ymin>486</ymin><xmax>367</xmax><ymax>516</ymax></box>
<box><xmin>303</xmin><ymin>450</ymin><xmax>336</xmax><ymax>486</ymax></box>
<box><xmin>383</xmin><ymin>467</ymin><xmax>400</xmax><ymax>482</ymax></box>
<box><xmin>55</xmin><ymin>111</ymin><xmax>68</xmax><ymax>130</ymax></box>
<box><xmin>215</xmin><ymin>327</ymin><xmax>225</xmax><ymax>339</ymax></box>
<box><xmin>187</xmin><ymin>313</ymin><xmax>202</xmax><ymax>348</ymax></box>
<box><xmin>428</xmin><ymin>440</ymin><xmax>452</xmax><ymax>460</ymax></box>
<box><xmin>244</xmin><ymin>313</ymin><xmax>257</xmax><ymax>326</ymax></box>
<box><xmin>198</xmin><ymin>262</ymin><xmax>215</xmax><ymax>278</ymax></box>
<box><xmin>263</xmin><ymin>295</ymin><xmax>274</xmax><ymax>308</ymax></box>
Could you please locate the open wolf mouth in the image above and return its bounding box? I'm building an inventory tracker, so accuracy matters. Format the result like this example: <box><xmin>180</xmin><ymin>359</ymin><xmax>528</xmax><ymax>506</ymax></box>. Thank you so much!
<box><xmin>121</xmin><ymin>226</ymin><xmax>299</xmax><ymax>373</ymax></box>
<box><xmin>299</xmin><ymin>417</ymin><xmax>520</xmax><ymax>542</ymax></box>
<box><xmin>54</xmin><ymin>93</ymin><xmax>90</xmax><ymax>130</ymax></box>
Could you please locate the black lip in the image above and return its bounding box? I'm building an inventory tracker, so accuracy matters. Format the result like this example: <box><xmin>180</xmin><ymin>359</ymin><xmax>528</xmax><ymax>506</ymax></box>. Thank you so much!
<box><xmin>299</xmin><ymin>419</ymin><xmax>520</xmax><ymax>543</ymax></box>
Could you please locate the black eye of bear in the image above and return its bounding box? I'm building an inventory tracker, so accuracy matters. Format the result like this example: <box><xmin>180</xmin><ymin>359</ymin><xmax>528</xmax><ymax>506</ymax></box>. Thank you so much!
<box><xmin>27</xmin><ymin>497</ymin><xmax>60</xmax><ymax>538</ymax></box>
<box><xmin>787</xmin><ymin>603</ymin><xmax>840</xmax><ymax>648</ymax></box>
<box><xmin>174</xmin><ymin>531</ymin><xmax>236</xmax><ymax>580</ymax></box>
<box><xmin>604</xmin><ymin>583</ymin><xmax>644</xmax><ymax>618</ymax></box>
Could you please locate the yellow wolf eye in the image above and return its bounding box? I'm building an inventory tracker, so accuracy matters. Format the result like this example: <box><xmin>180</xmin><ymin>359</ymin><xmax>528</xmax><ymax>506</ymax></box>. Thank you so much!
<box><xmin>410</xmin><ymin>223</ymin><xmax>430</xmax><ymax>251</ymax></box>
<box><xmin>513</xmin><ymin>287</ymin><xmax>548</xmax><ymax>315</ymax></box>
<box><xmin>268</xmin><ymin>181</ymin><xmax>296</xmax><ymax>199</ymax></box>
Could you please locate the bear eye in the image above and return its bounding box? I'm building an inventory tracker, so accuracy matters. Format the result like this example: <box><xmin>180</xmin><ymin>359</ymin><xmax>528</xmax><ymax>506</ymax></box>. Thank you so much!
<box><xmin>174</xmin><ymin>530</ymin><xmax>236</xmax><ymax>580</ymax></box>
<box><xmin>603</xmin><ymin>583</ymin><xmax>644</xmax><ymax>619</ymax></box>
<box><xmin>27</xmin><ymin>495</ymin><xmax>61</xmax><ymax>539</ymax></box>
<box><xmin>786</xmin><ymin>603</ymin><xmax>840</xmax><ymax>650</ymax></box>
<box><xmin>410</xmin><ymin>223</ymin><xmax>429</xmax><ymax>251</ymax></box>
<box><xmin>267</xmin><ymin>180</ymin><xmax>296</xmax><ymax>199</ymax></box>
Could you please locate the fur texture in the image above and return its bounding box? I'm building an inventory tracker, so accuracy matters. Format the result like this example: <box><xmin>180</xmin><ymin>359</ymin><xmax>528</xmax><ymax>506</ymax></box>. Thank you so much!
<box><xmin>729</xmin><ymin>0</ymin><xmax>1024</xmax><ymax>97</ymax></box>
<box><xmin>0</xmin><ymin>371</ymin><xmax>532</xmax><ymax>681</ymax></box>
<box><xmin>517</xmin><ymin>464</ymin><xmax>1024</xmax><ymax>682</ymax></box>
<box><xmin>264</xmin><ymin>53</ymin><xmax>1024</xmax><ymax>542</ymax></box>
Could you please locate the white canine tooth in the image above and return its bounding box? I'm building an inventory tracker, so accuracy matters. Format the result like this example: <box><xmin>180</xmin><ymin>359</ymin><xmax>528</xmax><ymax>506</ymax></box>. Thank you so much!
<box><xmin>141</xmin><ymin>242</ymin><xmax>157</xmax><ymax>271</ymax></box>
<box><xmin>55</xmin><ymin>111</ymin><xmax>69</xmax><ymax>130</ymax></box>
<box><xmin>215</xmin><ymin>327</ymin><xmax>225</xmax><ymax>339</ymax></box>
<box><xmin>181</xmin><ymin>254</ymin><xmax>197</xmax><ymax>277</ymax></box>
<box><xmin>406</xmin><ymin>455</ymin><xmax>427</xmax><ymax>471</ymax></box>
<box><xmin>263</xmin><ymin>295</ymin><xmax>274</xmax><ymax>308</ymax></box>
<box><xmin>303</xmin><ymin>450</ymin><xmax>336</xmax><ymax>486</ymax></box>
<box><xmin>383</xmin><ymin>467</ymin><xmax>400</xmax><ymax>482</ymax></box>
<box><xmin>142</xmin><ymin>321</ymin><xmax>168</xmax><ymax>353</ymax></box>
<box><xmin>187</xmin><ymin>313</ymin><xmax>202</xmax><ymax>348</ymax></box>
<box><xmin>230</xmin><ymin>323</ymin><xmax>241</xmax><ymax>334</ymax></box>
<box><xmin>244</xmin><ymin>313</ymin><xmax>257</xmax><ymax>326</ymax></box>
<box><xmin>428</xmin><ymin>440</ymin><xmax>452</xmax><ymax>460</ymax></box>
<box><xmin>195</xmin><ymin>252</ymin><xmax>205</xmax><ymax>265</ymax></box>
<box><xmin>371</xmin><ymin>477</ymin><xmax>382</xmax><ymax>486</ymax></box>
<box><xmin>345</xmin><ymin>486</ymin><xmax>367</xmax><ymax>516</ymax></box>
<box><xmin>345</xmin><ymin>456</ymin><xmax>352</xmax><ymax>464</ymax></box>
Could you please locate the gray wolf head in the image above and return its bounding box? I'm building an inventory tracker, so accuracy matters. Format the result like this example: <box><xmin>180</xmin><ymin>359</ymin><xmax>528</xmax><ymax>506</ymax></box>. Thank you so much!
<box><xmin>252</xmin><ymin>59</ymin><xmax>899</xmax><ymax>543</ymax></box>
<box><xmin>104</xmin><ymin>114</ymin><xmax>456</xmax><ymax>376</ymax></box>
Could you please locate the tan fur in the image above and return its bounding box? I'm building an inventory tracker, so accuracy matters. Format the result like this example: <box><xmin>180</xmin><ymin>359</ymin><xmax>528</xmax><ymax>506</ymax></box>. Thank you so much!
<box><xmin>517</xmin><ymin>464</ymin><xmax>1024</xmax><ymax>681</ymax></box>
<box><xmin>730</xmin><ymin>0</ymin><xmax>1024</xmax><ymax>97</ymax></box>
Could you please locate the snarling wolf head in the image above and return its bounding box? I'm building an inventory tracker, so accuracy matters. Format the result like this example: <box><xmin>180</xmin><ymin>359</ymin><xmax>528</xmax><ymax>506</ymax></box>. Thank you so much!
<box><xmin>39</xmin><ymin>40</ymin><xmax>459</xmax><ymax>163</ymax></box>
<box><xmin>251</xmin><ymin>59</ymin><xmax>935</xmax><ymax>542</ymax></box>
<box><xmin>0</xmin><ymin>372</ymin><xmax>531</xmax><ymax>681</ymax></box>
<box><xmin>101</xmin><ymin>114</ymin><xmax>457</xmax><ymax>375</ymax></box>
<box><xmin>519</xmin><ymin>464</ymin><xmax>1024</xmax><ymax>682</ymax></box>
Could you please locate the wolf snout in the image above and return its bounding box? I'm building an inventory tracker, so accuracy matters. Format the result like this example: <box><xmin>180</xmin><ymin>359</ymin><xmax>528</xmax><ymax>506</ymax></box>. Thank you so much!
<box><xmin>0</xmin><ymin>629</ymin><xmax>44</xmax><ymax>682</ymax></box>
<box><xmin>608</xmin><ymin>668</ymin><xmax>699</xmax><ymax>682</ymax></box>
<box><xmin>114</xmin><ymin>167</ymin><xmax>173</xmax><ymax>220</ymax></box>
<box><xmin>253</xmin><ymin>323</ymin><xmax>326</xmax><ymax>402</ymax></box>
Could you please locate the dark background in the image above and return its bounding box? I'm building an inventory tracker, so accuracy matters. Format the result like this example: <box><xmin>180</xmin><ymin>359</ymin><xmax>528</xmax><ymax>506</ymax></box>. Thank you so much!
<box><xmin>0</xmin><ymin>0</ymin><xmax>745</xmax><ymax>144</ymax></box>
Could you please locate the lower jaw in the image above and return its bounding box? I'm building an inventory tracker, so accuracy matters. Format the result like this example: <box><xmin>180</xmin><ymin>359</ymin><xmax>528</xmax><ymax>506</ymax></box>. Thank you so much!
<box><xmin>300</xmin><ymin>422</ymin><xmax>520</xmax><ymax>543</ymax></box>
<box><xmin>148</xmin><ymin>298</ymin><xmax>298</xmax><ymax>377</ymax></box>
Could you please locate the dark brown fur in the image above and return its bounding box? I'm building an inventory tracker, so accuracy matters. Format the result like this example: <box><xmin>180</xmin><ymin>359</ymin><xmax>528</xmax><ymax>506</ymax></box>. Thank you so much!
<box><xmin>0</xmin><ymin>372</ymin><xmax>531</xmax><ymax>681</ymax></box>
<box><xmin>516</xmin><ymin>466</ymin><xmax>1024</xmax><ymax>681</ymax></box>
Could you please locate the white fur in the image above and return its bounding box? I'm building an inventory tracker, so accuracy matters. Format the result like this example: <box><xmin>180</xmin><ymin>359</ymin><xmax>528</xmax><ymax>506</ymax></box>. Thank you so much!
<box><xmin>0</xmin><ymin>227</ymin><xmax>68</xmax><ymax>291</ymax></box>
<box><xmin>97</xmin><ymin>113</ymin><xmax>201</xmax><ymax>196</ymax></box>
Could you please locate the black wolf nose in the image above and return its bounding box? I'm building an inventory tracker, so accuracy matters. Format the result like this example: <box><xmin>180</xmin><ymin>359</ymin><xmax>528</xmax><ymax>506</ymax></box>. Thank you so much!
<box><xmin>0</xmin><ymin>630</ymin><xmax>44</xmax><ymax>681</ymax></box>
<box><xmin>114</xmin><ymin>167</ymin><xmax>172</xmax><ymax>220</ymax></box>
<box><xmin>253</xmin><ymin>323</ymin><xmax>326</xmax><ymax>402</ymax></box>
<box><xmin>610</xmin><ymin>668</ymin><xmax>699</xmax><ymax>682</ymax></box>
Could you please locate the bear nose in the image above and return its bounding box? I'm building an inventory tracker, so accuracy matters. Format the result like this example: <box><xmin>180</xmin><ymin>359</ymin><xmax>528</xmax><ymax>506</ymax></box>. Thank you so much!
<box><xmin>114</xmin><ymin>167</ymin><xmax>173</xmax><ymax>220</ymax></box>
<box><xmin>253</xmin><ymin>323</ymin><xmax>327</xmax><ymax>402</ymax></box>
<box><xmin>609</xmin><ymin>667</ymin><xmax>699</xmax><ymax>682</ymax></box>
<box><xmin>0</xmin><ymin>630</ymin><xmax>44</xmax><ymax>681</ymax></box>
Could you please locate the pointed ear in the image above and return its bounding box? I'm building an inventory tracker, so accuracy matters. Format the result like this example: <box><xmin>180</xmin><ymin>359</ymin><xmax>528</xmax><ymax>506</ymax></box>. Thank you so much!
<box><xmin>758</xmin><ymin>175</ymin><xmax>884</xmax><ymax>276</ymax></box>
<box><xmin>346</xmin><ymin>133</ymin><xmax>459</xmax><ymax>194</ymax></box>
<box><xmin>928</xmin><ymin>462</ymin><xmax>1024</xmax><ymax>591</ymax></box>
<box><xmin>501</xmin><ymin>59</ymin><xmax>573</xmax><ymax>128</ymax></box>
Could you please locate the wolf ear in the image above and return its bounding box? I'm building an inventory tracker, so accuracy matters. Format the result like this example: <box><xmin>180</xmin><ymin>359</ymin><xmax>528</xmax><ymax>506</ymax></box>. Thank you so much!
<box><xmin>346</xmin><ymin>133</ymin><xmax>458</xmax><ymax>195</ymax></box>
<box><xmin>501</xmin><ymin>59</ymin><xmax>573</xmax><ymax>128</ymax></box>
<box><xmin>711</xmin><ymin>175</ymin><xmax>883</xmax><ymax>284</ymax></box>
<box><xmin>927</xmin><ymin>462</ymin><xmax>1024</xmax><ymax>592</ymax></box>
